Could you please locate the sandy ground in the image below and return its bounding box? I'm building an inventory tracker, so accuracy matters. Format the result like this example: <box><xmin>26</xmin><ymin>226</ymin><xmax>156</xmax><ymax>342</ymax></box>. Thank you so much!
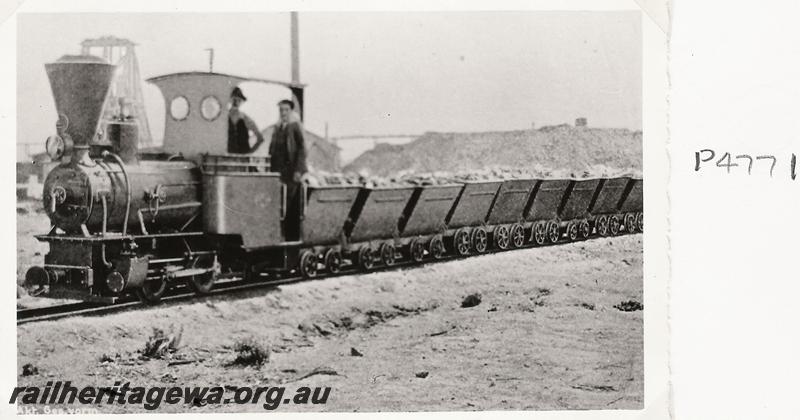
<box><xmin>16</xmin><ymin>200</ymin><xmax>77</xmax><ymax>309</ymax></box>
<box><xmin>16</xmin><ymin>203</ymin><xmax>643</xmax><ymax>413</ymax></box>
<box><xmin>16</xmin><ymin>200</ymin><xmax>50</xmax><ymax>285</ymax></box>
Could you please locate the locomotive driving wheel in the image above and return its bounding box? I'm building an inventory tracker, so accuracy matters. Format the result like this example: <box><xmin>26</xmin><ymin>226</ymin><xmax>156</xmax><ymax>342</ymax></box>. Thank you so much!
<box><xmin>136</xmin><ymin>278</ymin><xmax>167</xmax><ymax>305</ymax></box>
<box><xmin>429</xmin><ymin>235</ymin><xmax>446</xmax><ymax>260</ymax></box>
<box><xmin>596</xmin><ymin>215</ymin><xmax>609</xmax><ymax>236</ymax></box>
<box><xmin>547</xmin><ymin>221</ymin><xmax>560</xmax><ymax>243</ymax></box>
<box><xmin>324</xmin><ymin>248</ymin><xmax>343</xmax><ymax>274</ymax></box>
<box><xmin>566</xmin><ymin>222</ymin><xmax>579</xmax><ymax>241</ymax></box>
<box><xmin>532</xmin><ymin>222</ymin><xmax>547</xmax><ymax>245</ymax></box>
<box><xmin>358</xmin><ymin>247</ymin><xmax>375</xmax><ymax>270</ymax></box>
<box><xmin>579</xmin><ymin>220</ymin><xmax>592</xmax><ymax>239</ymax></box>
<box><xmin>380</xmin><ymin>242</ymin><xmax>396</xmax><ymax>266</ymax></box>
<box><xmin>494</xmin><ymin>225</ymin><xmax>511</xmax><ymax>250</ymax></box>
<box><xmin>299</xmin><ymin>250</ymin><xmax>319</xmax><ymax>278</ymax></box>
<box><xmin>409</xmin><ymin>239</ymin><xmax>426</xmax><ymax>263</ymax></box>
<box><xmin>471</xmin><ymin>227</ymin><xmax>488</xmax><ymax>253</ymax></box>
<box><xmin>454</xmin><ymin>228</ymin><xmax>471</xmax><ymax>256</ymax></box>
<box><xmin>510</xmin><ymin>223</ymin><xmax>525</xmax><ymax>248</ymax></box>
<box><xmin>186</xmin><ymin>254</ymin><xmax>220</xmax><ymax>295</ymax></box>
<box><xmin>609</xmin><ymin>215</ymin><xmax>621</xmax><ymax>236</ymax></box>
<box><xmin>636</xmin><ymin>212</ymin><xmax>644</xmax><ymax>232</ymax></box>
<box><xmin>624</xmin><ymin>213</ymin><xmax>636</xmax><ymax>233</ymax></box>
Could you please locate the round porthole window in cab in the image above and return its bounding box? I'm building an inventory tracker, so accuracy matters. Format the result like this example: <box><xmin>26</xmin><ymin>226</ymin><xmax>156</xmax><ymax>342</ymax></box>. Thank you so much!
<box><xmin>201</xmin><ymin>96</ymin><xmax>221</xmax><ymax>121</ymax></box>
<box><xmin>169</xmin><ymin>96</ymin><xmax>189</xmax><ymax>120</ymax></box>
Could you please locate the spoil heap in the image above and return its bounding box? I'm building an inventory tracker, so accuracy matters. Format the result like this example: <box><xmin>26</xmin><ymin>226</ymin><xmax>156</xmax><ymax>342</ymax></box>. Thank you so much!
<box><xmin>343</xmin><ymin>125</ymin><xmax>642</xmax><ymax>178</ymax></box>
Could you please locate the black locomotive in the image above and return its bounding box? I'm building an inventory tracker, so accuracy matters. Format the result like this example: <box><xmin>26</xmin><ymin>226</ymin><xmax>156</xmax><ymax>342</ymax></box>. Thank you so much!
<box><xmin>24</xmin><ymin>55</ymin><xmax>643</xmax><ymax>304</ymax></box>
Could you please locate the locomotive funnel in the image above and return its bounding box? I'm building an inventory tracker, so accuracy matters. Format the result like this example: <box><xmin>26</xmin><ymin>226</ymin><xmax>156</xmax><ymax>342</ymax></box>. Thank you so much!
<box><xmin>45</xmin><ymin>55</ymin><xmax>116</xmax><ymax>148</ymax></box>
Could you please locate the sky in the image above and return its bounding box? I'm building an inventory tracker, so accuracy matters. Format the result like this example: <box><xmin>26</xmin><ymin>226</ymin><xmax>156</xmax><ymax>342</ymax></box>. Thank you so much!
<box><xmin>17</xmin><ymin>12</ymin><xmax>641</xmax><ymax>159</ymax></box>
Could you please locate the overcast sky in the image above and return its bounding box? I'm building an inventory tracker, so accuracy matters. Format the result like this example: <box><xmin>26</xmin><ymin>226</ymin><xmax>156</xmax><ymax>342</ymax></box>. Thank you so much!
<box><xmin>17</xmin><ymin>12</ymin><xmax>640</xmax><ymax>157</ymax></box>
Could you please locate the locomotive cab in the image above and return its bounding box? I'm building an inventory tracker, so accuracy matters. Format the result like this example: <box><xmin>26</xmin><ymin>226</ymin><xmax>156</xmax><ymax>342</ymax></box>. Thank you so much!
<box><xmin>148</xmin><ymin>72</ymin><xmax>309</xmax><ymax>271</ymax></box>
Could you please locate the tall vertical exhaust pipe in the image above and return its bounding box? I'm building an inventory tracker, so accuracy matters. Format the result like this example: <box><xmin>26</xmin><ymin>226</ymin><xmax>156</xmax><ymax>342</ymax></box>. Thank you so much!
<box><xmin>291</xmin><ymin>11</ymin><xmax>300</xmax><ymax>84</ymax></box>
<box><xmin>290</xmin><ymin>11</ymin><xmax>304</xmax><ymax>121</ymax></box>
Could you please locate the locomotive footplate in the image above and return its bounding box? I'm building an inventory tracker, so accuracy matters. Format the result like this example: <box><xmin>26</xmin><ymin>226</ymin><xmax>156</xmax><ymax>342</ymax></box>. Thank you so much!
<box><xmin>26</xmin><ymin>231</ymin><xmax>208</xmax><ymax>301</ymax></box>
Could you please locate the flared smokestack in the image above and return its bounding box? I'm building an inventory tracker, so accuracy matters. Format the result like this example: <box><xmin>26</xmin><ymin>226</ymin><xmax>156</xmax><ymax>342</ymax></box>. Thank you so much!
<box><xmin>45</xmin><ymin>55</ymin><xmax>116</xmax><ymax>149</ymax></box>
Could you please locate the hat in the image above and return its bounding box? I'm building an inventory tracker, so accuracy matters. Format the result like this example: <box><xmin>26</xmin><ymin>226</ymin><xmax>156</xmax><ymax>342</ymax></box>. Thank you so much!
<box><xmin>231</xmin><ymin>87</ymin><xmax>247</xmax><ymax>101</ymax></box>
<box><xmin>277</xmin><ymin>99</ymin><xmax>295</xmax><ymax>110</ymax></box>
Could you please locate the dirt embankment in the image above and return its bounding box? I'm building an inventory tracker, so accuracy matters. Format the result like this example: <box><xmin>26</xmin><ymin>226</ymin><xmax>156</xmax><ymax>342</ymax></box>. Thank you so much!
<box><xmin>17</xmin><ymin>235</ymin><xmax>643</xmax><ymax>413</ymax></box>
<box><xmin>344</xmin><ymin>125</ymin><xmax>642</xmax><ymax>177</ymax></box>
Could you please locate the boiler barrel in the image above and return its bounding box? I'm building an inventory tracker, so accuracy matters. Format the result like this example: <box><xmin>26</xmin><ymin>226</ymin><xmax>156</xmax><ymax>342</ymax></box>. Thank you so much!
<box><xmin>43</xmin><ymin>159</ymin><xmax>202</xmax><ymax>234</ymax></box>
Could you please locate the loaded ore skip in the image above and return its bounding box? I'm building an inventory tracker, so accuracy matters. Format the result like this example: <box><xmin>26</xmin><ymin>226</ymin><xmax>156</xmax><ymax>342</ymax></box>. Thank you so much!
<box><xmin>23</xmin><ymin>55</ymin><xmax>644</xmax><ymax>306</ymax></box>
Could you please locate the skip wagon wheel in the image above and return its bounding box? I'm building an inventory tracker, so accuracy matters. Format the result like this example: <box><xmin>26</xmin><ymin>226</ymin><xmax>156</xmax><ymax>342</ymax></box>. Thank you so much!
<box><xmin>409</xmin><ymin>239</ymin><xmax>426</xmax><ymax>263</ymax></box>
<box><xmin>494</xmin><ymin>225</ymin><xmax>511</xmax><ymax>250</ymax></box>
<box><xmin>624</xmin><ymin>213</ymin><xmax>636</xmax><ymax>233</ymax></box>
<box><xmin>596</xmin><ymin>215</ymin><xmax>609</xmax><ymax>237</ymax></box>
<box><xmin>358</xmin><ymin>247</ymin><xmax>375</xmax><ymax>270</ymax></box>
<box><xmin>453</xmin><ymin>228</ymin><xmax>471</xmax><ymax>256</ymax></box>
<box><xmin>579</xmin><ymin>220</ymin><xmax>591</xmax><ymax>239</ymax></box>
<box><xmin>324</xmin><ymin>248</ymin><xmax>343</xmax><ymax>274</ymax></box>
<box><xmin>636</xmin><ymin>212</ymin><xmax>644</xmax><ymax>232</ymax></box>
<box><xmin>609</xmin><ymin>215</ymin><xmax>621</xmax><ymax>236</ymax></box>
<box><xmin>136</xmin><ymin>277</ymin><xmax>167</xmax><ymax>305</ymax></box>
<box><xmin>510</xmin><ymin>223</ymin><xmax>525</xmax><ymax>248</ymax></box>
<box><xmin>380</xmin><ymin>242</ymin><xmax>396</xmax><ymax>266</ymax></box>
<box><xmin>299</xmin><ymin>250</ymin><xmax>319</xmax><ymax>278</ymax></box>
<box><xmin>532</xmin><ymin>222</ymin><xmax>547</xmax><ymax>246</ymax></box>
<box><xmin>566</xmin><ymin>222</ymin><xmax>579</xmax><ymax>241</ymax></box>
<box><xmin>186</xmin><ymin>254</ymin><xmax>220</xmax><ymax>294</ymax></box>
<box><xmin>547</xmin><ymin>221</ymin><xmax>560</xmax><ymax>243</ymax></box>
<box><xmin>429</xmin><ymin>235</ymin><xmax>446</xmax><ymax>260</ymax></box>
<box><xmin>471</xmin><ymin>227</ymin><xmax>488</xmax><ymax>253</ymax></box>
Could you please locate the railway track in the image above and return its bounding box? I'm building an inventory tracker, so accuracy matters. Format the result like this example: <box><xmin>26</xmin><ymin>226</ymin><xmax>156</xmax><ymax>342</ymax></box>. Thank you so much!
<box><xmin>17</xmin><ymin>232</ymin><xmax>640</xmax><ymax>325</ymax></box>
<box><xmin>17</xmin><ymin>276</ymin><xmax>300</xmax><ymax>325</ymax></box>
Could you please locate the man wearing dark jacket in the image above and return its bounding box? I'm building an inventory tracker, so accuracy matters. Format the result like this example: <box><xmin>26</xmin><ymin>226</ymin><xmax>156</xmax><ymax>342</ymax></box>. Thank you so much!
<box><xmin>269</xmin><ymin>99</ymin><xmax>308</xmax><ymax>240</ymax></box>
<box><xmin>228</xmin><ymin>87</ymin><xmax>265</xmax><ymax>154</ymax></box>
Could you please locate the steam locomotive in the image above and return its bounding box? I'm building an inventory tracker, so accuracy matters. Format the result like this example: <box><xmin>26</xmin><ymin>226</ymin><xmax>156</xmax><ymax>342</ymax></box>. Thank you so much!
<box><xmin>23</xmin><ymin>55</ymin><xmax>643</xmax><ymax>304</ymax></box>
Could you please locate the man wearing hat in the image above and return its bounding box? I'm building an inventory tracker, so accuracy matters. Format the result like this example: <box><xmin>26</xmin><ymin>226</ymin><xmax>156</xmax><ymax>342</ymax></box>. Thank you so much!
<box><xmin>228</xmin><ymin>87</ymin><xmax>265</xmax><ymax>154</ymax></box>
<box><xmin>269</xmin><ymin>99</ymin><xmax>308</xmax><ymax>240</ymax></box>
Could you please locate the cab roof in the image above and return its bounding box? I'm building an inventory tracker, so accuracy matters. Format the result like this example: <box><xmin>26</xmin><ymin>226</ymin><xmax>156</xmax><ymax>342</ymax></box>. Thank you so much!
<box><xmin>146</xmin><ymin>71</ymin><xmax>306</xmax><ymax>89</ymax></box>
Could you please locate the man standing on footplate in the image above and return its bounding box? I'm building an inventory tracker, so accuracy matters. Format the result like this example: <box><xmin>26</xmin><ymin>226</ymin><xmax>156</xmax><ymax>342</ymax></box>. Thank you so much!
<box><xmin>269</xmin><ymin>99</ymin><xmax>308</xmax><ymax>241</ymax></box>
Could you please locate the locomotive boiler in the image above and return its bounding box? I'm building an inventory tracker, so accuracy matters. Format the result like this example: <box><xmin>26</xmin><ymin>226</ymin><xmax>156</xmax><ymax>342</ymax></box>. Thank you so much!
<box><xmin>26</xmin><ymin>55</ymin><xmax>214</xmax><ymax>303</ymax></box>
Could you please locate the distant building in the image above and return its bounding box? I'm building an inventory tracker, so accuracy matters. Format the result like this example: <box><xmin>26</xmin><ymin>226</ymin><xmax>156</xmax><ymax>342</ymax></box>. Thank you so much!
<box><xmin>16</xmin><ymin>152</ymin><xmax>55</xmax><ymax>200</ymax></box>
<box><xmin>16</xmin><ymin>152</ymin><xmax>52</xmax><ymax>183</ymax></box>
